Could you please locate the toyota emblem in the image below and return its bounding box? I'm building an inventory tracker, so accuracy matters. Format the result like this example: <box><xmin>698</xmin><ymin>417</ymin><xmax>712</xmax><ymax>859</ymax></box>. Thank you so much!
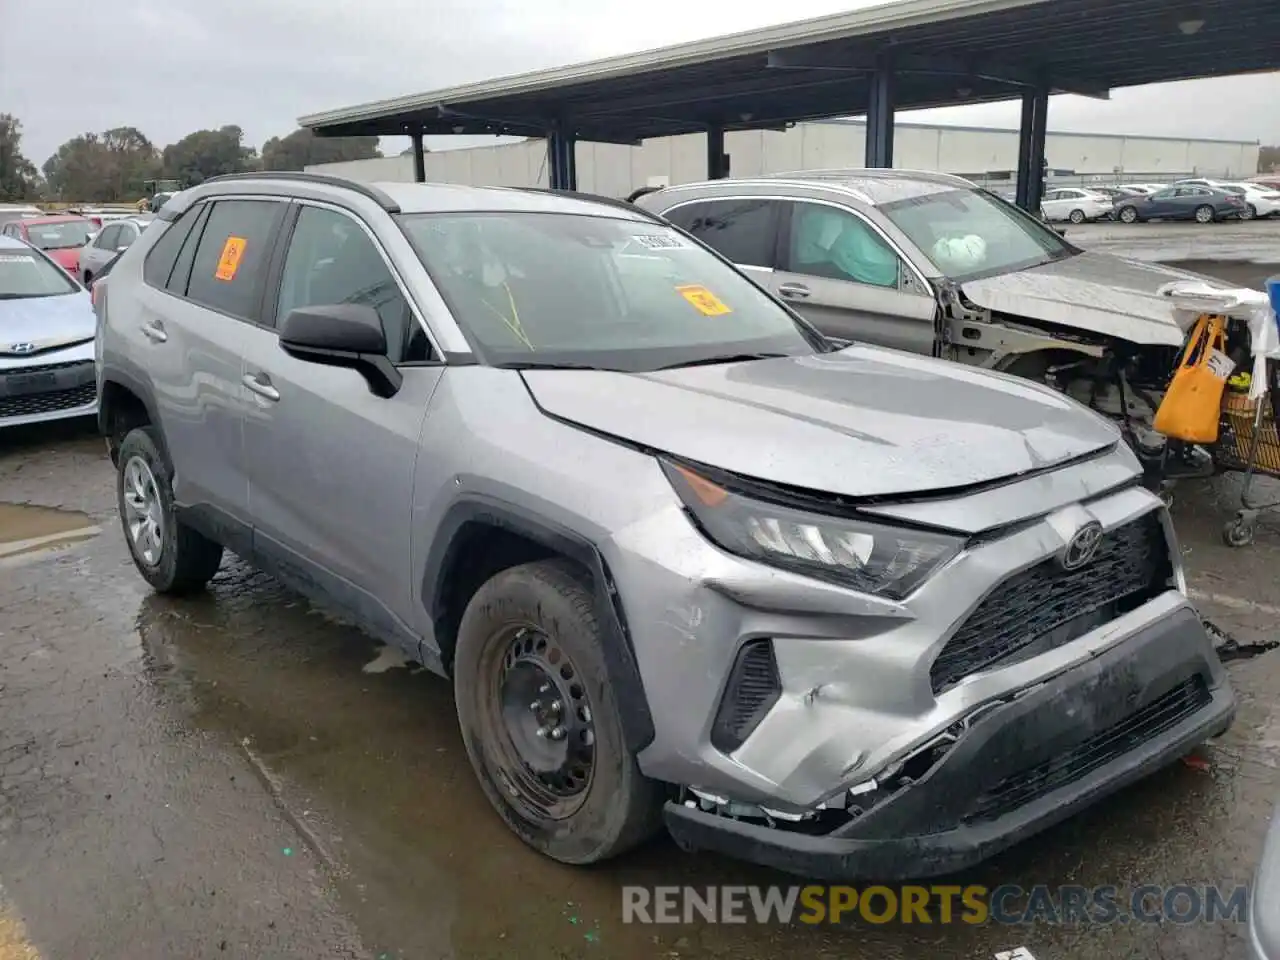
<box><xmin>6</xmin><ymin>343</ymin><xmax>36</xmax><ymax>354</ymax></box>
<box><xmin>1060</xmin><ymin>521</ymin><xmax>1104</xmax><ymax>571</ymax></box>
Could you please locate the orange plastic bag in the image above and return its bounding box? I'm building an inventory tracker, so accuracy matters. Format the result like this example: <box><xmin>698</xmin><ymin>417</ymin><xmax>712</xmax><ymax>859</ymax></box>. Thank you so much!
<box><xmin>1152</xmin><ymin>315</ymin><xmax>1231</xmax><ymax>444</ymax></box>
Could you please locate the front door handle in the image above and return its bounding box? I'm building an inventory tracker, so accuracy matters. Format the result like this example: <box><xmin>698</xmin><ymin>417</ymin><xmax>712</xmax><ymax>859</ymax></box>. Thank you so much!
<box><xmin>777</xmin><ymin>282</ymin><xmax>811</xmax><ymax>300</ymax></box>
<box><xmin>242</xmin><ymin>372</ymin><xmax>280</xmax><ymax>402</ymax></box>
<box><xmin>140</xmin><ymin>320</ymin><xmax>167</xmax><ymax>343</ymax></box>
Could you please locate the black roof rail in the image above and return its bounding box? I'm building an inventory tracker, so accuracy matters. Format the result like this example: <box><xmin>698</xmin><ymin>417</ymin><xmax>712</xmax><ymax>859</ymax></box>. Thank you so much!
<box><xmin>199</xmin><ymin>171</ymin><xmax>402</xmax><ymax>213</ymax></box>
<box><xmin>508</xmin><ymin>186</ymin><xmax>669</xmax><ymax>225</ymax></box>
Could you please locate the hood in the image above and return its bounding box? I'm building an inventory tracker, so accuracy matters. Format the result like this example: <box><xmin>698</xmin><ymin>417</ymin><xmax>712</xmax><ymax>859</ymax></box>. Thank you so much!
<box><xmin>960</xmin><ymin>252</ymin><xmax>1229</xmax><ymax>347</ymax></box>
<box><xmin>0</xmin><ymin>292</ymin><xmax>95</xmax><ymax>357</ymax></box>
<box><xmin>522</xmin><ymin>346</ymin><xmax>1119</xmax><ymax>499</ymax></box>
<box><xmin>43</xmin><ymin>247</ymin><xmax>81</xmax><ymax>272</ymax></box>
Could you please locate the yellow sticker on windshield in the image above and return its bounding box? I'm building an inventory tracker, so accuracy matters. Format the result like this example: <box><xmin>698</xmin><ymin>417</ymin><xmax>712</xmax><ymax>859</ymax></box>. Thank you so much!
<box><xmin>215</xmin><ymin>236</ymin><xmax>247</xmax><ymax>281</ymax></box>
<box><xmin>676</xmin><ymin>284</ymin><xmax>732</xmax><ymax>317</ymax></box>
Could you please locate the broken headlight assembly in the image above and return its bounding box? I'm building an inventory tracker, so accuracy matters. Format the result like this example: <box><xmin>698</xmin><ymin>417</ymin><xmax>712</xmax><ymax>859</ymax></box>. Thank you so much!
<box><xmin>662</xmin><ymin>460</ymin><xmax>963</xmax><ymax>601</ymax></box>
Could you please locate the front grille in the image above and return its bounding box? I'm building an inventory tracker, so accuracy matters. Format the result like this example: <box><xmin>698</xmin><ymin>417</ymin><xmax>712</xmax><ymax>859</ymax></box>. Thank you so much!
<box><xmin>710</xmin><ymin>639</ymin><xmax>781</xmax><ymax>753</ymax></box>
<box><xmin>930</xmin><ymin>512</ymin><xmax>1172</xmax><ymax>693</ymax></box>
<box><xmin>965</xmin><ymin>675</ymin><xmax>1212</xmax><ymax>822</ymax></box>
<box><xmin>0</xmin><ymin>360</ymin><xmax>92</xmax><ymax>375</ymax></box>
<box><xmin>0</xmin><ymin>382</ymin><xmax>96</xmax><ymax>419</ymax></box>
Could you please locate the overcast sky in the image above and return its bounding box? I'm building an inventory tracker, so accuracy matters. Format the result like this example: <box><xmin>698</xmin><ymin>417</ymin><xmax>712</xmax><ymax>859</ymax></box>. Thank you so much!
<box><xmin>3</xmin><ymin>0</ymin><xmax>1278</xmax><ymax>167</ymax></box>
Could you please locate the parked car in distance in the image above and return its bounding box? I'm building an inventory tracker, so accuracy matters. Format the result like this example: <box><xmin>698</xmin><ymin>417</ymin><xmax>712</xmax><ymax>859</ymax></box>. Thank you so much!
<box><xmin>634</xmin><ymin>169</ymin><xmax>1232</xmax><ymax>468</ymax></box>
<box><xmin>1117</xmin><ymin>184</ymin><xmax>1164</xmax><ymax>196</ymax></box>
<box><xmin>1113</xmin><ymin>184</ymin><xmax>1247</xmax><ymax>224</ymax></box>
<box><xmin>94</xmin><ymin>171</ymin><xmax>1235</xmax><ymax>879</ymax></box>
<box><xmin>0</xmin><ymin>236</ymin><xmax>98</xmax><ymax>428</ymax></box>
<box><xmin>0</xmin><ymin>215</ymin><xmax>95</xmax><ymax>276</ymax></box>
<box><xmin>1040</xmin><ymin>187</ymin><xmax>1114</xmax><ymax>223</ymax></box>
<box><xmin>1249</xmin><ymin>175</ymin><xmax>1280</xmax><ymax>191</ymax></box>
<box><xmin>0</xmin><ymin>204</ymin><xmax>44</xmax><ymax>229</ymax></box>
<box><xmin>1219</xmin><ymin>183</ymin><xmax>1280</xmax><ymax>220</ymax></box>
<box><xmin>79</xmin><ymin>216</ymin><xmax>153</xmax><ymax>285</ymax></box>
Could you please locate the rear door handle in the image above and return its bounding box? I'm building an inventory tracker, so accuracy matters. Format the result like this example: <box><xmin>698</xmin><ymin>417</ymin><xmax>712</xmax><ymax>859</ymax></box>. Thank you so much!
<box><xmin>242</xmin><ymin>372</ymin><xmax>280</xmax><ymax>402</ymax></box>
<box><xmin>140</xmin><ymin>320</ymin><xmax>167</xmax><ymax>343</ymax></box>
<box><xmin>777</xmin><ymin>282</ymin><xmax>811</xmax><ymax>300</ymax></box>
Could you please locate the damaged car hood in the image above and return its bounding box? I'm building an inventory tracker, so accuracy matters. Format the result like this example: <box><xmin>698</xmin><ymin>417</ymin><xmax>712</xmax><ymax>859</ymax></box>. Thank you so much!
<box><xmin>961</xmin><ymin>253</ymin><xmax>1227</xmax><ymax>347</ymax></box>
<box><xmin>522</xmin><ymin>346</ymin><xmax>1120</xmax><ymax>499</ymax></box>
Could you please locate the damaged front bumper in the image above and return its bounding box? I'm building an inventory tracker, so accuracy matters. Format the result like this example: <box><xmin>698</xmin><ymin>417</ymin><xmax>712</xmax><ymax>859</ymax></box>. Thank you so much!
<box><xmin>664</xmin><ymin>604</ymin><xmax>1234</xmax><ymax>880</ymax></box>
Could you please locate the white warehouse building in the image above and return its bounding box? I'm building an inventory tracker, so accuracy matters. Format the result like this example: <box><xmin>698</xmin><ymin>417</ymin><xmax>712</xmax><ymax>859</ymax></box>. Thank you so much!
<box><xmin>307</xmin><ymin>118</ymin><xmax>1260</xmax><ymax>196</ymax></box>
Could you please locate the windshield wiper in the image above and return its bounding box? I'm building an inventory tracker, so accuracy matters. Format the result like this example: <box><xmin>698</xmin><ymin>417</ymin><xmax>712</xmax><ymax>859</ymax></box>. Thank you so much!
<box><xmin>655</xmin><ymin>352</ymin><xmax>790</xmax><ymax>371</ymax></box>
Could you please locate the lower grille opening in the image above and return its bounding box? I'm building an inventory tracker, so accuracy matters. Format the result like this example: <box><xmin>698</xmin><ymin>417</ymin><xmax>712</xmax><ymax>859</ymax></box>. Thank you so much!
<box><xmin>965</xmin><ymin>674</ymin><xmax>1212</xmax><ymax>822</ymax></box>
<box><xmin>710</xmin><ymin>639</ymin><xmax>781</xmax><ymax>753</ymax></box>
<box><xmin>931</xmin><ymin>512</ymin><xmax>1173</xmax><ymax>693</ymax></box>
<box><xmin>0</xmin><ymin>383</ymin><xmax>96</xmax><ymax>419</ymax></box>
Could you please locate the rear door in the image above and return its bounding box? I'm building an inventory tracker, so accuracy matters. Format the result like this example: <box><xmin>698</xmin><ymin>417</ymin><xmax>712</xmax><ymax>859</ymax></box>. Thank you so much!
<box><xmin>138</xmin><ymin>197</ymin><xmax>288</xmax><ymax>535</ymax></box>
<box><xmin>769</xmin><ymin>199</ymin><xmax>937</xmax><ymax>353</ymax></box>
<box><xmin>238</xmin><ymin>201</ymin><xmax>442</xmax><ymax>648</ymax></box>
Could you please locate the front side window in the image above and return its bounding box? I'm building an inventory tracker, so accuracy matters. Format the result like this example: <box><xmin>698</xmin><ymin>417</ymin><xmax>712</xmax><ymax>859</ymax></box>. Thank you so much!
<box><xmin>276</xmin><ymin>206</ymin><xmax>427</xmax><ymax>360</ymax></box>
<box><xmin>397</xmin><ymin>211</ymin><xmax>823</xmax><ymax>371</ymax></box>
<box><xmin>663</xmin><ymin>198</ymin><xmax>780</xmax><ymax>268</ymax></box>
<box><xmin>0</xmin><ymin>249</ymin><xmax>79</xmax><ymax>299</ymax></box>
<box><xmin>185</xmin><ymin>199</ymin><xmax>285</xmax><ymax>321</ymax></box>
<box><xmin>25</xmin><ymin>221</ymin><xmax>93</xmax><ymax>250</ymax></box>
<box><xmin>881</xmin><ymin>187</ymin><xmax>1076</xmax><ymax>282</ymax></box>
<box><xmin>784</xmin><ymin>202</ymin><xmax>902</xmax><ymax>289</ymax></box>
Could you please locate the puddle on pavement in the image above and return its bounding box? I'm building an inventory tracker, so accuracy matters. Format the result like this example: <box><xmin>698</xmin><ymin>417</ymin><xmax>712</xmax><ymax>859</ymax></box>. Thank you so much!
<box><xmin>0</xmin><ymin>502</ymin><xmax>100</xmax><ymax>559</ymax></box>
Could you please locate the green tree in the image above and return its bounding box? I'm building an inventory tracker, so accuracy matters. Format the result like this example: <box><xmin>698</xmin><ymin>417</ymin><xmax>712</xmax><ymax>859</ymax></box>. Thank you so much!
<box><xmin>0</xmin><ymin>114</ymin><xmax>40</xmax><ymax>201</ymax></box>
<box><xmin>1260</xmin><ymin>145</ymin><xmax>1279</xmax><ymax>174</ymax></box>
<box><xmin>162</xmin><ymin>125</ymin><xmax>258</xmax><ymax>187</ymax></box>
<box><xmin>261</xmin><ymin>128</ymin><xmax>380</xmax><ymax>170</ymax></box>
<box><xmin>101</xmin><ymin>126</ymin><xmax>161</xmax><ymax>200</ymax></box>
<box><xmin>42</xmin><ymin>133</ymin><xmax>110</xmax><ymax>200</ymax></box>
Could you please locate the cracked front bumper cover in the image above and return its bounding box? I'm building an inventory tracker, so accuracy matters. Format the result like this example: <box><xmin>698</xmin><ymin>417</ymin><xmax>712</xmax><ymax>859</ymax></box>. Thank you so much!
<box><xmin>664</xmin><ymin>605</ymin><xmax>1235</xmax><ymax>881</ymax></box>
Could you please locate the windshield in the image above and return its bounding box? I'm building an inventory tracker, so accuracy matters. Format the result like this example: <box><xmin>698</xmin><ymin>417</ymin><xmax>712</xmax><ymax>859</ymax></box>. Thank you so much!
<box><xmin>880</xmin><ymin>187</ymin><xmax>1075</xmax><ymax>282</ymax></box>
<box><xmin>26</xmin><ymin>221</ymin><xmax>92</xmax><ymax>251</ymax></box>
<box><xmin>397</xmin><ymin>211</ymin><xmax>825</xmax><ymax>370</ymax></box>
<box><xmin>0</xmin><ymin>250</ymin><xmax>79</xmax><ymax>299</ymax></box>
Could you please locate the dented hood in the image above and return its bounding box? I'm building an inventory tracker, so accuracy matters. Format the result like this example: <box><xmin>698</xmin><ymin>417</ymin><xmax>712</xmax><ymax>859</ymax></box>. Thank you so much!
<box><xmin>522</xmin><ymin>346</ymin><xmax>1120</xmax><ymax>499</ymax></box>
<box><xmin>961</xmin><ymin>253</ymin><xmax>1228</xmax><ymax>347</ymax></box>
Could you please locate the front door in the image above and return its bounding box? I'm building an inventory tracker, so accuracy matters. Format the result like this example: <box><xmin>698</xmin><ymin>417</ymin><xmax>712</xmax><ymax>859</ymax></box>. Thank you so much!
<box><xmin>240</xmin><ymin>202</ymin><xmax>442</xmax><ymax>653</ymax></box>
<box><xmin>767</xmin><ymin>200</ymin><xmax>937</xmax><ymax>354</ymax></box>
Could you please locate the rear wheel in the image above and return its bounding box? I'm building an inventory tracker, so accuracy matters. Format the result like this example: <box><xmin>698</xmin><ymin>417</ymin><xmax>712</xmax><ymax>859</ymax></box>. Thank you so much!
<box><xmin>117</xmin><ymin>427</ymin><xmax>223</xmax><ymax>594</ymax></box>
<box><xmin>1242</xmin><ymin>204</ymin><xmax>1257</xmax><ymax>221</ymax></box>
<box><xmin>1118</xmin><ymin>206</ymin><xmax>1139</xmax><ymax>224</ymax></box>
<box><xmin>1068</xmin><ymin>209</ymin><xmax>1087</xmax><ymax>224</ymax></box>
<box><xmin>454</xmin><ymin>560</ymin><xmax>662</xmax><ymax>865</ymax></box>
<box><xmin>1194</xmin><ymin>204</ymin><xmax>1215</xmax><ymax>224</ymax></box>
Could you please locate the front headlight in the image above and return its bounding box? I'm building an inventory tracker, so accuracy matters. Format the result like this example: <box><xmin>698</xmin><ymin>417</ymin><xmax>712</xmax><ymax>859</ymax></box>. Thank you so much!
<box><xmin>663</xmin><ymin>460</ymin><xmax>963</xmax><ymax>601</ymax></box>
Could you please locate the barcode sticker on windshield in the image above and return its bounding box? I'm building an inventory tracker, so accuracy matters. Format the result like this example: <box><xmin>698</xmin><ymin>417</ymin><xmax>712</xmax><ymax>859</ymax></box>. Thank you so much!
<box><xmin>632</xmin><ymin>234</ymin><xmax>688</xmax><ymax>250</ymax></box>
<box><xmin>215</xmin><ymin>236</ymin><xmax>247</xmax><ymax>281</ymax></box>
<box><xmin>676</xmin><ymin>284</ymin><xmax>732</xmax><ymax>317</ymax></box>
<box><xmin>1207</xmin><ymin>349</ymin><xmax>1235</xmax><ymax>379</ymax></box>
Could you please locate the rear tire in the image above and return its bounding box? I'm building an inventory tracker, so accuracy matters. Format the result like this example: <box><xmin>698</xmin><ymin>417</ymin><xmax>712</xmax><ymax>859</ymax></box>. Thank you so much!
<box><xmin>117</xmin><ymin>427</ymin><xmax>223</xmax><ymax>594</ymax></box>
<box><xmin>453</xmin><ymin>560</ymin><xmax>662</xmax><ymax>865</ymax></box>
<box><xmin>1194</xmin><ymin>205</ymin><xmax>1215</xmax><ymax>224</ymax></box>
<box><xmin>1068</xmin><ymin>209</ymin><xmax>1086</xmax><ymax>224</ymax></box>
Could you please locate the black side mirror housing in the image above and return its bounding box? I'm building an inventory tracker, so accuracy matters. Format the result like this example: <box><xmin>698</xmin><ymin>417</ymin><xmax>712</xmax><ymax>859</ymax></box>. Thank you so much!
<box><xmin>278</xmin><ymin>304</ymin><xmax>403</xmax><ymax>398</ymax></box>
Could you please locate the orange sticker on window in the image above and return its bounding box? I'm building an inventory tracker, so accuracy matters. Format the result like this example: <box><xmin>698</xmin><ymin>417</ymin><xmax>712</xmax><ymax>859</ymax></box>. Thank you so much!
<box><xmin>214</xmin><ymin>236</ymin><xmax>247</xmax><ymax>281</ymax></box>
<box><xmin>675</xmin><ymin>284</ymin><xmax>732</xmax><ymax>317</ymax></box>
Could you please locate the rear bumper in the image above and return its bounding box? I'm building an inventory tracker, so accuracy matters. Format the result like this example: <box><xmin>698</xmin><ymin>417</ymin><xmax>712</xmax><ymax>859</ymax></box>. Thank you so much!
<box><xmin>665</xmin><ymin>605</ymin><xmax>1234</xmax><ymax>880</ymax></box>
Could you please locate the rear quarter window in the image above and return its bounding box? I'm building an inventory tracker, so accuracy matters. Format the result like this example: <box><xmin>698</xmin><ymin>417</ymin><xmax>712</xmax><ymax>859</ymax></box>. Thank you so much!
<box><xmin>143</xmin><ymin>205</ymin><xmax>203</xmax><ymax>290</ymax></box>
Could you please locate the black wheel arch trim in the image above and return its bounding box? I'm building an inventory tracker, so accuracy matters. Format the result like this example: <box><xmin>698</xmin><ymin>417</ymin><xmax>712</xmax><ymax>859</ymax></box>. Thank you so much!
<box><xmin>98</xmin><ymin>362</ymin><xmax>169</xmax><ymax>466</ymax></box>
<box><xmin>423</xmin><ymin>495</ymin><xmax>656</xmax><ymax>754</ymax></box>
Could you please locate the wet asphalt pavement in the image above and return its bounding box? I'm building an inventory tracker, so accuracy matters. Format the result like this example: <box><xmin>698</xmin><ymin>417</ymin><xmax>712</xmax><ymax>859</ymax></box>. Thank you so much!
<box><xmin>2</xmin><ymin>220</ymin><xmax>1280</xmax><ymax>960</ymax></box>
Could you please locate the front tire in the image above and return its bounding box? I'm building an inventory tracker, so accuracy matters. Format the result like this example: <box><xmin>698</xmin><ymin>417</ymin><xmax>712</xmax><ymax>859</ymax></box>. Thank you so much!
<box><xmin>1242</xmin><ymin>204</ymin><xmax>1257</xmax><ymax>221</ymax></box>
<box><xmin>453</xmin><ymin>560</ymin><xmax>662</xmax><ymax>865</ymax></box>
<box><xmin>1194</xmin><ymin>204</ymin><xmax>1215</xmax><ymax>224</ymax></box>
<box><xmin>117</xmin><ymin>426</ymin><xmax>223</xmax><ymax>594</ymax></box>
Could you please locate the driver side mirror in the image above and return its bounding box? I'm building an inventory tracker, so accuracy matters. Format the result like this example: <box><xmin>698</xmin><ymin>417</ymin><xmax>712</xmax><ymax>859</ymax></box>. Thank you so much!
<box><xmin>278</xmin><ymin>303</ymin><xmax>403</xmax><ymax>398</ymax></box>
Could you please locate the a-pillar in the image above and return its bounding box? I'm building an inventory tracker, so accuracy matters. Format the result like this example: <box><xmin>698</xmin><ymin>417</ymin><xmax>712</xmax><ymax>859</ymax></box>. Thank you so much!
<box><xmin>864</xmin><ymin>55</ymin><xmax>896</xmax><ymax>168</ymax></box>
<box><xmin>1015</xmin><ymin>84</ymin><xmax>1049</xmax><ymax>212</ymax></box>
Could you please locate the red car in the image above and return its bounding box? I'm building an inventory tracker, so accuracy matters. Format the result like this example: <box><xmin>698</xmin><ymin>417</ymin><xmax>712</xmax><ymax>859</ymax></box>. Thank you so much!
<box><xmin>0</xmin><ymin>214</ymin><xmax>95</xmax><ymax>275</ymax></box>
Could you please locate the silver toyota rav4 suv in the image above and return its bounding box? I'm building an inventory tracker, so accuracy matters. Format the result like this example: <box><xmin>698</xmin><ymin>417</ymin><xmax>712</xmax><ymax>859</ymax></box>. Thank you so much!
<box><xmin>95</xmin><ymin>172</ymin><xmax>1234</xmax><ymax>879</ymax></box>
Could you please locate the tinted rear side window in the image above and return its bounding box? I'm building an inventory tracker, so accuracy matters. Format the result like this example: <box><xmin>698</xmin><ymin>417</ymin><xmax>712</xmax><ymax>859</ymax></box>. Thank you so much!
<box><xmin>144</xmin><ymin>205</ymin><xmax>202</xmax><ymax>289</ymax></box>
<box><xmin>185</xmin><ymin>200</ymin><xmax>286</xmax><ymax>321</ymax></box>
<box><xmin>663</xmin><ymin>198</ymin><xmax>780</xmax><ymax>268</ymax></box>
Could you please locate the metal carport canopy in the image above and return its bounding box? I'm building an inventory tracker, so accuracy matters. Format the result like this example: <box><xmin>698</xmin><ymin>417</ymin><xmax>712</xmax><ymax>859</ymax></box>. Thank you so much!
<box><xmin>298</xmin><ymin>0</ymin><xmax>1274</xmax><ymax>144</ymax></box>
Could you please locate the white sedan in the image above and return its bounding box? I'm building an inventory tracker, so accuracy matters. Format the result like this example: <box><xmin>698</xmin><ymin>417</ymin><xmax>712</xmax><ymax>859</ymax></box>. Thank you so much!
<box><xmin>1040</xmin><ymin>188</ymin><xmax>1114</xmax><ymax>223</ymax></box>
<box><xmin>1223</xmin><ymin>183</ymin><xmax>1280</xmax><ymax>219</ymax></box>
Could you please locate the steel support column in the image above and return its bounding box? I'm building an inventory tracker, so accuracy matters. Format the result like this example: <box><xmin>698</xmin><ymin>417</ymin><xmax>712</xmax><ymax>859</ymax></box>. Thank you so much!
<box><xmin>864</xmin><ymin>57</ymin><xmax>896</xmax><ymax>168</ymax></box>
<box><xmin>410</xmin><ymin>131</ymin><xmax>426</xmax><ymax>183</ymax></box>
<box><xmin>547</xmin><ymin>128</ymin><xmax>577</xmax><ymax>191</ymax></box>
<box><xmin>707</xmin><ymin>125</ymin><xmax>728</xmax><ymax>179</ymax></box>
<box><xmin>1015</xmin><ymin>84</ymin><xmax>1049</xmax><ymax>212</ymax></box>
